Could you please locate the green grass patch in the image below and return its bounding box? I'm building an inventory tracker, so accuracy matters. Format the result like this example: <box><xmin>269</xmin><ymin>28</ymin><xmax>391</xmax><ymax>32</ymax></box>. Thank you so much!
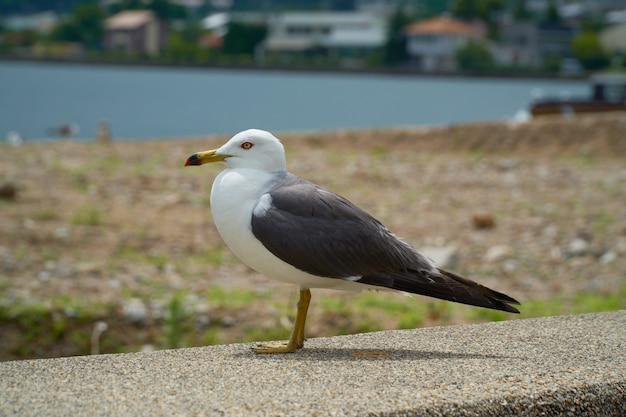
<box><xmin>2</xmin><ymin>283</ymin><xmax>622</xmax><ymax>361</ymax></box>
<box><xmin>590</xmin><ymin>208</ymin><xmax>614</xmax><ymax>236</ymax></box>
<box><xmin>470</xmin><ymin>284</ymin><xmax>626</xmax><ymax>322</ymax></box>
<box><xmin>562</xmin><ymin>153</ymin><xmax>596</xmax><ymax>168</ymax></box>
<box><xmin>116</xmin><ymin>245</ymin><xmax>143</xmax><ymax>262</ymax></box>
<box><xmin>352</xmin><ymin>293</ymin><xmax>427</xmax><ymax>329</ymax></box>
<box><xmin>200</xmin><ymin>328</ymin><xmax>221</xmax><ymax>346</ymax></box>
<box><xmin>148</xmin><ymin>250</ymin><xmax>169</xmax><ymax>270</ymax></box>
<box><xmin>96</xmin><ymin>154</ymin><xmax>124</xmax><ymax>174</ymax></box>
<box><xmin>0</xmin><ymin>295</ymin><xmax>114</xmax><ymax>360</ymax></box>
<box><xmin>201</xmin><ymin>248</ymin><xmax>225</xmax><ymax>266</ymax></box>
<box><xmin>206</xmin><ymin>286</ymin><xmax>269</xmax><ymax>309</ymax></box>
<box><xmin>69</xmin><ymin>169</ymin><xmax>90</xmax><ymax>192</ymax></box>
<box><xmin>71</xmin><ymin>207</ymin><xmax>104</xmax><ymax>226</ymax></box>
<box><xmin>368</xmin><ymin>146</ymin><xmax>389</xmax><ymax>159</ymax></box>
<box><xmin>40</xmin><ymin>248</ymin><xmax>61</xmax><ymax>262</ymax></box>
<box><xmin>32</xmin><ymin>209</ymin><xmax>59</xmax><ymax>221</ymax></box>
<box><xmin>164</xmin><ymin>292</ymin><xmax>189</xmax><ymax>349</ymax></box>
<box><xmin>243</xmin><ymin>324</ymin><xmax>291</xmax><ymax>344</ymax></box>
<box><xmin>116</xmin><ymin>245</ymin><xmax>170</xmax><ymax>270</ymax></box>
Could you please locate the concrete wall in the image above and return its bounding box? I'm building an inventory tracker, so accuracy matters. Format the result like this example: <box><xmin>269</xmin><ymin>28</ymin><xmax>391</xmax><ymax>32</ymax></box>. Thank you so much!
<box><xmin>1</xmin><ymin>311</ymin><xmax>624</xmax><ymax>416</ymax></box>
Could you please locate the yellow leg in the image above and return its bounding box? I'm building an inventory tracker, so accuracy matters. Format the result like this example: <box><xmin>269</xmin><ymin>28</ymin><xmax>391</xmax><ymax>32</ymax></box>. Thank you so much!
<box><xmin>255</xmin><ymin>288</ymin><xmax>311</xmax><ymax>354</ymax></box>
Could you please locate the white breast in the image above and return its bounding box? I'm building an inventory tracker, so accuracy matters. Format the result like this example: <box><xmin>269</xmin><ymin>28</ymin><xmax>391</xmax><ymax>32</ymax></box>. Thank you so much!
<box><xmin>209</xmin><ymin>168</ymin><xmax>367</xmax><ymax>291</ymax></box>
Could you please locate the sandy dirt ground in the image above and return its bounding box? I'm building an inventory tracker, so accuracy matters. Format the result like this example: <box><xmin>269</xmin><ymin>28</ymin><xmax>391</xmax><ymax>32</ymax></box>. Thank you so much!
<box><xmin>1</xmin><ymin>113</ymin><xmax>625</xmax><ymax>359</ymax></box>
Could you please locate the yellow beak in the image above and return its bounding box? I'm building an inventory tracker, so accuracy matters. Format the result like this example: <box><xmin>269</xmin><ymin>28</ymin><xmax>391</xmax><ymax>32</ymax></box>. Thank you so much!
<box><xmin>184</xmin><ymin>149</ymin><xmax>230</xmax><ymax>166</ymax></box>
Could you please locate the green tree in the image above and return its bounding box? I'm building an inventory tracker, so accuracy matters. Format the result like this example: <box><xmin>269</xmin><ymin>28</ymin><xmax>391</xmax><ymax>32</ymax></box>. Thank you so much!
<box><xmin>50</xmin><ymin>22</ymin><xmax>81</xmax><ymax>43</ymax></box>
<box><xmin>543</xmin><ymin>0</ymin><xmax>561</xmax><ymax>24</ymax></box>
<box><xmin>451</xmin><ymin>0</ymin><xmax>503</xmax><ymax>39</ymax></box>
<box><xmin>108</xmin><ymin>0</ymin><xmax>187</xmax><ymax>21</ymax></box>
<box><xmin>51</xmin><ymin>3</ymin><xmax>106</xmax><ymax>49</ymax></box>
<box><xmin>451</xmin><ymin>0</ymin><xmax>504</xmax><ymax>21</ymax></box>
<box><xmin>455</xmin><ymin>40</ymin><xmax>494</xmax><ymax>73</ymax></box>
<box><xmin>222</xmin><ymin>22</ymin><xmax>267</xmax><ymax>56</ymax></box>
<box><xmin>2</xmin><ymin>29</ymin><xmax>40</xmax><ymax>48</ymax></box>
<box><xmin>381</xmin><ymin>8</ymin><xmax>412</xmax><ymax>66</ymax></box>
<box><xmin>414</xmin><ymin>0</ymin><xmax>448</xmax><ymax>18</ymax></box>
<box><xmin>513</xmin><ymin>0</ymin><xmax>532</xmax><ymax>21</ymax></box>
<box><xmin>572</xmin><ymin>31</ymin><xmax>609</xmax><ymax>70</ymax></box>
<box><xmin>108</xmin><ymin>0</ymin><xmax>143</xmax><ymax>14</ymax></box>
<box><xmin>149</xmin><ymin>0</ymin><xmax>187</xmax><ymax>21</ymax></box>
<box><xmin>451</xmin><ymin>0</ymin><xmax>479</xmax><ymax>19</ymax></box>
<box><xmin>73</xmin><ymin>3</ymin><xmax>106</xmax><ymax>48</ymax></box>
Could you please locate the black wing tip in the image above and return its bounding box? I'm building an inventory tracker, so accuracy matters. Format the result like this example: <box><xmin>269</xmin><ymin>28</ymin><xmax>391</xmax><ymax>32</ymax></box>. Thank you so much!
<box><xmin>495</xmin><ymin>301</ymin><xmax>521</xmax><ymax>314</ymax></box>
<box><xmin>437</xmin><ymin>268</ymin><xmax>521</xmax><ymax>314</ymax></box>
<box><xmin>489</xmin><ymin>288</ymin><xmax>521</xmax><ymax>305</ymax></box>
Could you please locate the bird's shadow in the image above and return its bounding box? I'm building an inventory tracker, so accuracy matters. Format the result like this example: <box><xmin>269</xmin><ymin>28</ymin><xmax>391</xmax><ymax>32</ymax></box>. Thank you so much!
<box><xmin>235</xmin><ymin>346</ymin><xmax>518</xmax><ymax>362</ymax></box>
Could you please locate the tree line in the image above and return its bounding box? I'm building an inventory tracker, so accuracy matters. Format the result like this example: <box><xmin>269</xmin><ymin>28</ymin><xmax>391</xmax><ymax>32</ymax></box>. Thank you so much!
<box><xmin>0</xmin><ymin>0</ymin><xmax>618</xmax><ymax>74</ymax></box>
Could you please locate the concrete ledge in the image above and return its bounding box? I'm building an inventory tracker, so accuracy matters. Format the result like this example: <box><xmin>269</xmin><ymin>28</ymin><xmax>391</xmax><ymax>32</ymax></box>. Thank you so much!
<box><xmin>1</xmin><ymin>311</ymin><xmax>624</xmax><ymax>416</ymax></box>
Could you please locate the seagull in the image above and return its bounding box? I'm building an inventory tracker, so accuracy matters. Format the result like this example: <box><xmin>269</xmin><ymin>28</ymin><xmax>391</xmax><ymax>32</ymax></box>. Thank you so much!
<box><xmin>185</xmin><ymin>129</ymin><xmax>520</xmax><ymax>354</ymax></box>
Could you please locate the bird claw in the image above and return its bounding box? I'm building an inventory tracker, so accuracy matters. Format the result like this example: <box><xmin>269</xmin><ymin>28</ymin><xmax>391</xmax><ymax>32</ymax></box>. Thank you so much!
<box><xmin>253</xmin><ymin>341</ymin><xmax>299</xmax><ymax>354</ymax></box>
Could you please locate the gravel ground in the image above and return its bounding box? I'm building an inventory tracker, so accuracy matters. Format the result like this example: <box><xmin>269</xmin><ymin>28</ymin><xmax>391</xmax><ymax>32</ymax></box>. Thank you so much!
<box><xmin>1</xmin><ymin>113</ymin><xmax>625</xmax><ymax>358</ymax></box>
<box><xmin>1</xmin><ymin>311</ymin><xmax>624</xmax><ymax>416</ymax></box>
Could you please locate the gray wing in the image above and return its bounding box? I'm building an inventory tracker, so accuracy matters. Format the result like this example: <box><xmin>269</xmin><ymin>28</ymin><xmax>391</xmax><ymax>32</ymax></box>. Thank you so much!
<box><xmin>250</xmin><ymin>173</ymin><xmax>432</xmax><ymax>279</ymax></box>
<box><xmin>250</xmin><ymin>173</ymin><xmax>520</xmax><ymax>314</ymax></box>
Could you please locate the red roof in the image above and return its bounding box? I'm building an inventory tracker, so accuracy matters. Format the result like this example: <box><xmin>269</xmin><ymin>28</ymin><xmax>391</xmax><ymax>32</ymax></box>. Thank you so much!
<box><xmin>404</xmin><ymin>16</ymin><xmax>486</xmax><ymax>37</ymax></box>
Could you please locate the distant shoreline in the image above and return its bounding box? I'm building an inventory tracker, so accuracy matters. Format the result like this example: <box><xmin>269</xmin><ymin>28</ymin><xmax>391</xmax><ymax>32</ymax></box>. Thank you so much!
<box><xmin>0</xmin><ymin>55</ymin><xmax>586</xmax><ymax>82</ymax></box>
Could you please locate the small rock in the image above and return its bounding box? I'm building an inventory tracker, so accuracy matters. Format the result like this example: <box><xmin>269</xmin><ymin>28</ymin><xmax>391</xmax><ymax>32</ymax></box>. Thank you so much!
<box><xmin>563</xmin><ymin>238</ymin><xmax>589</xmax><ymax>258</ymax></box>
<box><xmin>0</xmin><ymin>246</ymin><xmax>16</xmax><ymax>272</ymax></box>
<box><xmin>576</xmin><ymin>227</ymin><xmax>593</xmax><ymax>242</ymax></box>
<box><xmin>220</xmin><ymin>316</ymin><xmax>237</xmax><ymax>327</ymax></box>
<box><xmin>122</xmin><ymin>298</ymin><xmax>149</xmax><ymax>324</ymax></box>
<box><xmin>550</xmin><ymin>246</ymin><xmax>562</xmax><ymax>260</ymax></box>
<box><xmin>54</xmin><ymin>227</ymin><xmax>71</xmax><ymax>239</ymax></box>
<box><xmin>542</xmin><ymin>225</ymin><xmax>558</xmax><ymax>239</ymax></box>
<box><xmin>107</xmin><ymin>279</ymin><xmax>121</xmax><ymax>289</ymax></box>
<box><xmin>502</xmin><ymin>260</ymin><xmax>517</xmax><ymax>273</ymax></box>
<box><xmin>148</xmin><ymin>299</ymin><xmax>167</xmax><ymax>321</ymax></box>
<box><xmin>472</xmin><ymin>212</ymin><xmax>496</xmax><ymax>229</ymax></box>
<box><xmin>497</xmin><ymin>158</ymin><xmax>518</xmax><ymax>171</ymax></box>
<box><xmin>193</xmin><ymin>301</ymin><xmax>211</xmax><ymax>315</ymax></box>
<box><xmin>599</xmin><ymin>251</ymin><xmax>616</xmax><ymax>264</ymax></box>
<box><xmin>0</xmin><ymin>181</ymin><xmax>18</xmax><ymax>200</ymax></box>
<box><xmin>613</xmin><ymin>237</ymin><xmax>626</xmax><ymax>255</ymax></box>
<box><xmin>38</xmin><ymin>271</ymin><xmax>51</xmax><ymax>282</ymax></box>
<box><xmin>64</xmin><ymin>307</ymin><xmax>78</xmax><ymax>318</ymax></box>
<box><xmin>195</xmin><ymin>315</ymin><xmax>211</xmax><ymax>330</ymax></box>
<box><xmin>484</xmin><ymin>245</ymin><xmax>513</xmax><ymax>263</ymax></box>
<box><xmin>422</xmin><ymin>246</ymin><xmax>459</xmax><ymax>269</ymax></box>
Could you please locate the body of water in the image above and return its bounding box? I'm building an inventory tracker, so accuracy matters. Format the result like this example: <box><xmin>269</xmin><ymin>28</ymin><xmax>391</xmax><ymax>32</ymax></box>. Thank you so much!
<box><xmin>0</xmin><ymin>61</ymin><xmax>588</xmax><ymax>141</ymax></box>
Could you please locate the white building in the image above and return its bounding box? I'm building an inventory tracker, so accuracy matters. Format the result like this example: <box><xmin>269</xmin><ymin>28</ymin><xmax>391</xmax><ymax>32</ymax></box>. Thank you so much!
<box><xmin>260</xmin><ymin>12</ymin><xmax>387</xmax><ymax>65</ymax></box>
<box><xmin>601</xmin><ymin>21</ymin><xmax>626</xmax><ymax>55</ymax></box>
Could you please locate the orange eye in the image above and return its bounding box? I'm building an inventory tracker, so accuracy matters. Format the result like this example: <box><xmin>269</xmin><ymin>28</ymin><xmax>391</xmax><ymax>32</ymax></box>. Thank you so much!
<box><xmin>241</xmin><ymin>141</ymin><xmax>253</xmax><ymax>150</ymax></box>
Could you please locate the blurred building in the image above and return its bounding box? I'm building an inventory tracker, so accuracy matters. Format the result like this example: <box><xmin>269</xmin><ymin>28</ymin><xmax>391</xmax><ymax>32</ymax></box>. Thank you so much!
<box><xmin>404</xmin><ymin>16</ymin><xmax>487</xmax><ymax>72</ymax></box>
<box><xmin>498</xmin><ymin>22</ymin><xmax>577</xmax><ymax>69</ymax></box>
<box><xmin>600</xmin><ymin>21</ymin><xmax>626</xmax><ymax>56</ymax></box>
<box><xmin>259</xmin><ymin>12</ymin><xmax>387</xmax><ymax>67</ymax></box>
<box><xmin>0</xmin><ymin>11</ymin><xmax>58</xmax><ymax>34</ymax></box>
<box><xmin>103</xmin><ymin>10</ymin><xmax>169</xmax><ymax>56</ymax></box>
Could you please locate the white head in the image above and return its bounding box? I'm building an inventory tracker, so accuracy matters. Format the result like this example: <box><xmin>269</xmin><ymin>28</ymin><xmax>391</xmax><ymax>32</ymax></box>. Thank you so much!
<box><xmin>184</xmin><ymin>129</ymin><xmax>287</xmax><ymax>173</ymax></box>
